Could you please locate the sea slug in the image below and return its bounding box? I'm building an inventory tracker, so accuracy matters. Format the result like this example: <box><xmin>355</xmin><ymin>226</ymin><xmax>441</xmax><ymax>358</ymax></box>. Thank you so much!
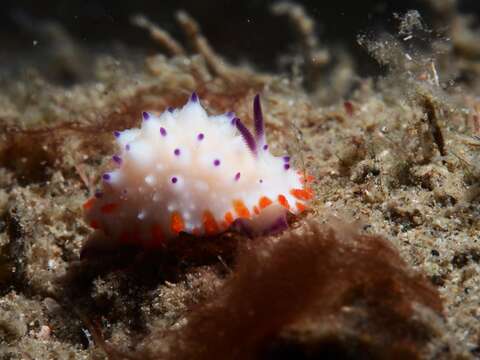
<box><xmin>83</xmin><ymin>93</ymin><xmax>313</xmax><ymax>247</ymax></box>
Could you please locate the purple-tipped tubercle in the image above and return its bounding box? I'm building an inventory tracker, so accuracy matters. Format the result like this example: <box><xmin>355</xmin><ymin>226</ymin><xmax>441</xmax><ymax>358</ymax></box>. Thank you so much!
<box><xmin>160</xmin><ymin>127</ymin><xmax>167</xmax><ymax>136</ymax></box>
<box><xmin>114</xmin><ymin>131</ymin><xmax>121</xmax><ymax>138</ymax></box>
<box><xmin>102</xmin><ymin>173</ymin><xmax>111</xmax><ymax>181</ymax></box>
<box><xmin>174</xmin><ymin>148</ymin><xmax>181</xmax><ymax>156</ymax></box>
<box><xmin>235</xmin><ymin>172</ymin><xmax>241</xmax><ymax>181</ymax></box>
<box><xmin>190</xmin><ymin>92</ymin><xmax>198</xmax><ymax>103</ymax></box>
<box><xmin>112</xmin><ymin>155</ymin><xmax>122</xmax><ymax>165</ymax></box>
<box><xmin>214</xmin><ymin>159</ymin><xmax>221</xmax><ymax>166</ymax></box>
<box><xmin>171</xmin><ymin>177</ymin><xmax>178</xmax><ymax>184</ymax></box>
<box><xmin>197</xmin><ymin>133</ymin><xmax>204</xmax><ymax>141</ymax></box>
<box><xmin>142</xmin><ymin>111</ymin><xmax>150</xmax><ymax>121</ymax></box>
<box><xmin>283</xmin><ymin>156</ymin><xmax>290</xmax><ymax>162</ymax></box>
<box><xmin>284</xmin><ymin>164</ymin><xmax>290</xmax><ymax>170</ymax></box>
<box><xmin>167</xmin><ymin>107</ymin><xmax>174</xmax><ymax>113</ymax></box>
<box><xmin>235</xmin><ymin>118</ymin><xmax>257</xmax><ymax>154</ymax></box>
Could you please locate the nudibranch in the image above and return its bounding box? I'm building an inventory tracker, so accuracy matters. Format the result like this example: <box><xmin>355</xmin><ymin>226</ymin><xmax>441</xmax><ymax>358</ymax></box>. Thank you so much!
<box><xmin>83</xmin><ymin>93</ymin><xmax>313</xmax><ymax>247</ymax></box>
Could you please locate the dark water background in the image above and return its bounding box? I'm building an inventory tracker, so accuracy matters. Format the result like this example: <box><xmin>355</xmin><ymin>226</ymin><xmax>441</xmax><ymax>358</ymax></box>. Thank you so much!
<box><xmin>0</xmin><ymin>0</ymin><xmax>478</xmax><ymax>76</ymax></box>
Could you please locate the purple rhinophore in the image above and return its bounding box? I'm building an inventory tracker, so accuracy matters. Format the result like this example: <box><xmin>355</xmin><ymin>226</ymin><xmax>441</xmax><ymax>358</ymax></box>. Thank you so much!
<box><xmin>235</xmin><ymin>118</ymin><xmax>257</xmax><ymax>154</ymax></box>
<box><xmin>263</xmin><ymin>144</ymin><xmax>268</xmax><ymax>150</ymax></box>
<box><xmin>283</xmin><ymin>156</ymin><xmax>290</xmax><ymax>162</ymax></box>
<box><xmin>190</xmin><ymin>92</ymin><xmax>198</xmax><ymax>103</ymax></box>
<box><xmin>171</xmin><ymin>177</ymin><xmax>178</xmax><ymax>184</ymax></box>
<box><xmin>142</xmin><ymin>111</ymin><xmax>150</xmax><ymax>121</ymax></box>
<box><xmin>197</xmin><ymin>133</ymin><xmax>204</xmax><ymax>141</ymax></box>
<box><xmin>253</xmin><ymin>94</ymin><xmax>264</xmax><ymax>142</ymax></box>
<box><xmin>226</xmin><ymin>111</ymin><xmax>235</xmax><ymax>118</ymax></box>
<box><xmin>112</xmin><ymin>155</ymin><xmax>122</xmax><ymax>165</ymax></box>
<box><xmin>174</xmin><ymin>148</ymin><xmax>181</xmax><ymax>156</ymax></box>
<box><xmin>94</xmin><ymin>191</ymin><xmax>103</xmax><ymax>198</ymax></box>
<box><xmin>125</xmin><ymin>144</ymin><xmax>130</xmax><ymax>151</ymax></box>
<box><xmin>160</xmin><ymin>127</ymin><xmax>167</xmax><ymax>136</ymax></box>
<box><xmin>167</xmin><ymin>107</ymin><xmax>174</xmax><ymax>113</ymax></box>
<box><xmin>214</xmin><ymin>159</ymin><xmax>221</xmax><ymax>166</ymax></box>
<box><xmin>231</xmin><ymin>117</ymin><xmax>237</xmax><ymax>126</ymax></box>
<box><xmin>114</xmin><ymin>131</ymin><xmax>121</xmax><ymax>138</ymax></box>
<box><xmin>102</xmin><ymin>173</ymin><xmax>111</xmax><ymax>181</ymax></box>
<box><xmin>235</xmin><ymin>172</ymin><xmax>241</xmax><ymax>181</ymax></box>
<box><xmin>284</xmin><ymin>163</ymin><xmax>290</xmax><ymax>170</ymax></box>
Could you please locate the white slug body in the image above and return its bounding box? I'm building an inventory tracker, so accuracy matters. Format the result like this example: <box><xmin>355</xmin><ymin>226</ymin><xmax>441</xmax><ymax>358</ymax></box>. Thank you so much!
<box><xmin>83</xmin><ymin>93</ymin><xmax>313</xmax><ymax>247</ymax></box>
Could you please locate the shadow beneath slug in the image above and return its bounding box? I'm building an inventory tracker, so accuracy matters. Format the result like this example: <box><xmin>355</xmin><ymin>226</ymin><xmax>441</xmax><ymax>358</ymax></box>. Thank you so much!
<box><xmin>59</xmin><ymin>210</ymin><xmax>304</xmax><ymax>305</ymax></box>
<box><xmin>71</xmin><ymin>209</ymin><xmax>300</xmax><ymax>288</ymax></box>
<box><xmin>59</xmin><ymin>230</ymin><xmax>240</xmax><ymax>298</ymax></box>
